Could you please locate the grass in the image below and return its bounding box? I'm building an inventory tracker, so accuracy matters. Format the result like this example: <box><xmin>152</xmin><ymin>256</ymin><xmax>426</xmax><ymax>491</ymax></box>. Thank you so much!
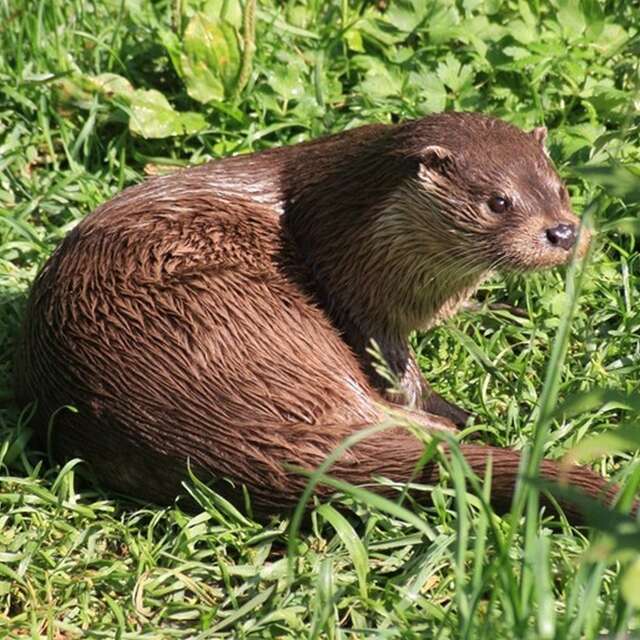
<box><xmin>1</xmin><ymin>0</ymin><xmax>640</xmax><ymax>637</ymax></box>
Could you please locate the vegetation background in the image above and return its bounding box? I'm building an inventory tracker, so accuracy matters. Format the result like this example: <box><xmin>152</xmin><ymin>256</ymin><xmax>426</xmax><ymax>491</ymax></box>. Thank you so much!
<box><xmin>1</xmin><ymin>0</ymin><xmax>640</xmax><ymax>637</ymax></box>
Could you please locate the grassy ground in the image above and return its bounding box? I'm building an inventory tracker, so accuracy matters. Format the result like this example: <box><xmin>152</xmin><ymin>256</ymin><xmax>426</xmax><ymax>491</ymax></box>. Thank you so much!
<box><xmin>1</xmin><ymin>0</ymin><xmax>640</xmax><ymax>637</ymax></box>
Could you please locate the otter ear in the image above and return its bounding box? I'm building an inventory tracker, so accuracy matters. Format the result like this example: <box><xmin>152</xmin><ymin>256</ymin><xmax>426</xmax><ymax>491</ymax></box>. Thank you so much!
<box><xmin>418</xmin><ymin>145</ymin><xmax>454</xmax><ymax>177</ymax></box>
<box><xmin>530</xmin><ymin>126</ymin><xmax>548</xmax><ymax>147</ymax></box>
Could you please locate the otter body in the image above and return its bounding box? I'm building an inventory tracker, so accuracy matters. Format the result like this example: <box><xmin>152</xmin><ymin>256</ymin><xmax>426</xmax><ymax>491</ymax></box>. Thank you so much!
<box><xmin>16</xmin><ymin>113</ymin><xmax>616</xmax><ymax>519</ymax></box>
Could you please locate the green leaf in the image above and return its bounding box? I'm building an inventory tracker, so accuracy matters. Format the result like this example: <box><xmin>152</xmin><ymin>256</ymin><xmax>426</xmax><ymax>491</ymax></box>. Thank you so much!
<box><xmin>565</xmin><ymin>421</ymin><xmax>640</xmax><ymax>465</ymax></box>
<box><xmin>53</xmin><ymin>78</ymin><xmax>95</xmax><ymax>110</ymax></box>
<box><xmin>182</xmin><ymin>12</ymin><xmax>241</xmax><ymax>103</ymax></box>
<box><xmin>267</xmin><ymin>65</ymin><xmax>306</xmax><ymax>101</ymax></box>
<box><xmin>509</xmin><ymin>18</ymin><xmax>537</xmax><ymax>44</ymax></box>
<box><xmin>601</xmin><ymin>217</ymin><xmax>640</xmax><ymax>237</ymax></box>
<box><xmin>87</xmin><ymin>73</ymin><xmax>133</xmax><ymax>97</ymax></box>
<box><xmin>203</xmin><ymin>0</ymin><xmax>243</xmax><ymax>29</ymax></box>
<box><xmin>296</xmin><ymin>467</ymin><xmax>436</xmax><ymax>540</ymax></box>
<box><xmin>385</xmin><ymin>0</ymin><xmax>427</xmax><ymax>33</ymax></box>
<box><xmin>359</xmin><ymin>72</ymin><xmax>401</xmax><ymax>99</ymax></box>
<box><xmin>621</xmin><ymin>558</ymin><xmax>640</xmax><ymax>608</ymax></box>
<box><xmin>530</xmin><ymin>477</ymin><xmax>638</xmax><ymax>537</ymax></box>
<box><xmin>574</xmin><ymin>164</ymin><xmax>640</xmax><ymax>204</ymax></box>
<box><xmin>555</xmin><ymin>123</ymin><xmax>606</xmax><ymax>157</ymax></box>
<box><xmin>128</xmin><ymin>90</ymin><xmax>206</xmax><ymax>138</ymax></box>
<box><xmin>517</xmin><ymin>0</ymin><xmax>537</xmax><ymax>27</ymax></box>
<box><xmin>503</xmin><ymin>45</ymin><xmax>532</xmax><ymax>60</ymax></box>
<box><xmin>534</xmin><ymin>535</ymin><xmax>556</xmax><ymax>639</ymax></box>
<box><xmin>176</xmin><ymin>111</ymin><xmax>209</xmax><ymax>134</ymax></box>
<box><xmin>344</xmin><ymin>27</ymin><xmax>364</xmax><ymax>52</ymax></box>
<box><xmin>355</xmin><ymin>56</ymin><xmax>403</xmax><ymax>99</ymax></box>
<box><xmin>581</xmin><ymin>0</ymin><xmax>604</xmax><ymax>38</ymax></box>
<box><xmin>181</xmin><ymin>54</ymin><xmax>225</xmax><ymax>103</ymax></box>
<box><xmin>427</xmin><ymin>5</ymin><xmax>461</xmax><ymax>44</ymax></box>
<box><xmin>357</xmin><ymin>16</ymin><xmax>406</xmax><ymax>46</ymax></box>
<box><xmin>159</xmin><ymin>28</ymin><xmax>184</xmax><ymax>78</ymax></box>
<box><xmin>208</xmin><ymin>585</ymin><xmax>276</xmax><ymax>632</ymax></box>
<box><xmin>483</xmin><ymin>0</ymin><xmax>504</xmax><ymax>14</ymax></box>
<box><xmin>553</xmin><ymin>388</ymin><xmax>640</xmax><ymax>420</ymax></box>
<box><xmin>317</xmin><ymin>504</ymin><xmax>369</xmax><ymax>599</ymax></box>
<box><xmin>436</xmin><ymin>54</ymin><xmax>474</xmax><ymax>93</ymax></box>
<box><xmin>594</xmin><ymin>23</ymin><xmax>630</xmax><ymax>56</ymax></box>
<box><xmin>557</xmin><ymin>0</ymin><xmax>586</xmax><ymax>39</ymax></box>
<box><xmin>411</xmin><ymin>71</ymin><xmax>447</xmax><ymax>113</ymax></box>
<box><xmin>586</xmin><ymin>87</ymin><xmax>630</xmax><ymax>118</ymax></box>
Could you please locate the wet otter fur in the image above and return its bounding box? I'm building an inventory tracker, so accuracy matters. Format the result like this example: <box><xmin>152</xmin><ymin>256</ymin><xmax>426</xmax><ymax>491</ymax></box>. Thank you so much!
<box><xmin>16</xmin><ymin>112</ymin><xmax>622</xmax><ymax>522</ymax></box>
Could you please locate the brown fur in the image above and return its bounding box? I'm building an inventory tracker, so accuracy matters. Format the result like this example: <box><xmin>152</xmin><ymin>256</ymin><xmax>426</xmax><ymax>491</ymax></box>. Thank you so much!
<box><xmin>15</xmin><ymin>113</ymin><xmax>623</xmax><ymax>523</ymax></box>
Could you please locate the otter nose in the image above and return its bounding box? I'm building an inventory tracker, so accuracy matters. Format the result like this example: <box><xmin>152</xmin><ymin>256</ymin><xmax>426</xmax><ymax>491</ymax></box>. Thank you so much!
<box><xmin>545</xmin><ymin>223</ymin><xmax>576</xmax><ymax>250</ymax></box>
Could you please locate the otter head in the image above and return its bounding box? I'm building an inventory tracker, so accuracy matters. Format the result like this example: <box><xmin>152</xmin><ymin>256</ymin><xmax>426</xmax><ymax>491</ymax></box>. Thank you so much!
<box><xmin>402</xmin><ymin>114</ymin><xmax>590</xmax><ymax>278</ymax></box>
<box><xmin>283</xmin><ymin>113</ymin><xmax>591</xmax><ymax>336</ymax></box>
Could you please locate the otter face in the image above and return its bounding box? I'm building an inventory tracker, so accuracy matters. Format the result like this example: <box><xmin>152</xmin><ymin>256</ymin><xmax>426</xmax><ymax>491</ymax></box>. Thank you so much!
<box><xmin>478</xmin><ymin>129</ymin><xmax>591</xmax><ymax>272</ymax></box>
<box><xmin>412</xmin><ymin>115</ymin><xmax>591</xmax><ymax>276</ymax></box>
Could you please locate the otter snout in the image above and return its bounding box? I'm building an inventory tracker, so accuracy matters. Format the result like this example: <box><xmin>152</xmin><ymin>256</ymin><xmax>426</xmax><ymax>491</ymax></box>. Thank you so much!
<box><xmin>542</xmin><ymin>215</ymin><xmax>591</xmax><ymax>262</ymax></box>
<box><xmin>545</xmin><ymin>223</ymin><xmax>576</xmax><ymax>250</ymax></box>
<box><xmin>499</xmin><ymin>212</ymin><xmax>591</xmax><ymax>271</ymax></box>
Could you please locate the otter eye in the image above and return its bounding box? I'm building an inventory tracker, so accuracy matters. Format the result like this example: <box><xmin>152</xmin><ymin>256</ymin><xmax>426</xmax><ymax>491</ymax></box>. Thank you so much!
<box><xmin>488</xmin><ymin>195</ymin><xmax>510</xmax><ymax>213</ymax></box>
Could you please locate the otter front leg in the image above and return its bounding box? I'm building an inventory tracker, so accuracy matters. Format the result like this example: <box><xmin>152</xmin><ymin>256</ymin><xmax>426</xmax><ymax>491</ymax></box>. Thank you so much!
<box><xmin>382</xmin><ymin>352</ymin><xmax>472</xmax><ymax>428</ymax></box>
<box><xmin>353</xmin><ymin>334</ymin><xmax>472</xmax><ymax>427</ymax></box>
<box><xmin>420</xmin><ymin>384</ymin><xmax>472</xmax><ymax>427</ymax></box>
<box><xmin>383</xmin><ymin>380</ymin><xmax>471</xmax><ymax>428</ymax></box>
<box><xmin>384</xmin><ymin>404</ymin><xmax>458</xmax><ymax>434</ymax></box>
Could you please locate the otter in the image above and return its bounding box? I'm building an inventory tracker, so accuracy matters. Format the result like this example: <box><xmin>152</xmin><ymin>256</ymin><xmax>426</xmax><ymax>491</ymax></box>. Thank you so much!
<box><xmin>15</xmin><ymin>112</ymin><xmax>622</xmax><ymax>522</ymax></box>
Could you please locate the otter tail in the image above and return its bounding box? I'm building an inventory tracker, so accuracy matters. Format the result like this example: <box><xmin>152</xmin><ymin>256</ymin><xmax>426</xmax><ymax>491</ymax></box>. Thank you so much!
<box><xmin>304</xmin><ymin>428</ymin><xmax>628</xmax><ymax>526</ymax></box>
